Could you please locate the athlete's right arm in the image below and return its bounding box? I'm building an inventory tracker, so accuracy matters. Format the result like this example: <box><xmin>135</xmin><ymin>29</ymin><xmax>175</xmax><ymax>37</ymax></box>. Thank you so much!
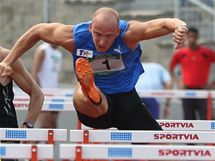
<box><xmin>4</xmin><ymin>23</ymin><xmax>74</xmax><ymax>66</ymax></box>
<box><xmin>0</xmin><ymin>23</ymin><xmax>74</xmax><ymax>77</ymax></box>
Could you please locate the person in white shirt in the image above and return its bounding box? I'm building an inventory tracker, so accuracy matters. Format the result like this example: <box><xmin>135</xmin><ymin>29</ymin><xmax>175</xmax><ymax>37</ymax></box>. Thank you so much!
<box><xmin>136</xmin><ymin>62</ymin><xmax>172</xmax><ymax>119</ymax></box>
<box><xmin>32</xmin><ymin>43</ymin><xmax>62</xmax><ymax>128</ymax></box>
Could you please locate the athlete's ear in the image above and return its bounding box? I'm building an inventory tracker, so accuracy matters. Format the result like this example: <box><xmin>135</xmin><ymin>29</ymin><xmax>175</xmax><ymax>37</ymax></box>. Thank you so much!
<box><xmin>117</xmin><ymin>27</ymin><xmax>121</xmax><ymax>36</ymax></box>
<box><xmin>89</xmin><ymin>24</ymin><xmax>92</xmax><ymax>32</ymax></box>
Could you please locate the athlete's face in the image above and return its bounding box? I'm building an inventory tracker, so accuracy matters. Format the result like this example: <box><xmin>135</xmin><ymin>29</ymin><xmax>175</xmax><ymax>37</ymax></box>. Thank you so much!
<box><xmin>90</xmin><ymin>21</ymin><xmax>120</xmax><ymax>52</ymax></box>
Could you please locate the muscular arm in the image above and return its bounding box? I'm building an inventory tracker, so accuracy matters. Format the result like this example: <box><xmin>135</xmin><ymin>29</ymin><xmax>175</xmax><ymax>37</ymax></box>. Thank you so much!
<box><xmin>12</xmin><ymin>61</ymin><xmax>44</xmax><ymax>124</ymax></box>
<box><xmin>124</xmin><ymin>18</ymin><xmax>187</xmax><ymax>49</ymax></box>
<box><xmin>32</xmin><ymin>48</ymin><xmax>45</xmax><ymax>86</ymax></box>
<box><xmin>0</xmin><ymin>46</ymin><xmax>44</xmax><ymax>125</ymax></box>
<box><xmin>3</xmin><ymin>23</ymin><xmax>74</xmax><ymax>66</ymax></box>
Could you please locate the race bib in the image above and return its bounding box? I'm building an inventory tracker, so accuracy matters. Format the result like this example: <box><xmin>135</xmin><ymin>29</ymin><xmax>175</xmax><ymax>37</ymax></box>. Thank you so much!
<box><xmin>88</xmin><ymin>54</ymin><xmax>125</xmax><ymax>74</ymax></box>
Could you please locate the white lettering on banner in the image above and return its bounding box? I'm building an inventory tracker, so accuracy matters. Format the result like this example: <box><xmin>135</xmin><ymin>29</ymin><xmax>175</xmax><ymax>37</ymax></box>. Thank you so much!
<box><xmin>154</xmin><ymin>134</ymin><xmax>199</xmax><ymax>140</ymax></box>
<box><xmin>160</xmin><ymin>122</ymin><xmax>194</xmax><ymax>128</ymax></box>
<box><xmin>77</xmin><ymin>49</ymin><xmax>93</xmax><ymax>58</ymax></box>
<box><xmin>159</xmin><ymin>149</ymin><xmax>211</xmax><ymax>157</ymax></box>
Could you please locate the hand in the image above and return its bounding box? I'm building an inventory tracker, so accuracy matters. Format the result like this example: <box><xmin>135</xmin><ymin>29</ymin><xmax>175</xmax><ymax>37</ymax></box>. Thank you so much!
<box><xmin>173</xmin><ymin>25</ymin><xmax>188</xmax><ymax>49</ymax></box>
<box><xmin>0</xmin><ymin>62</ymin><xmax>12</xmax><ymax>77</ymax></box>
<box><xmin>0</xmin><ymin>76</ymin><xmax>11</xmax><ymax>86</ymax></box>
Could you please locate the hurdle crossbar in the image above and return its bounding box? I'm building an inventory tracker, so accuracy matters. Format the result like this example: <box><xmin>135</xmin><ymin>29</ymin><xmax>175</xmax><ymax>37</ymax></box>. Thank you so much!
<box><xmin>14</xmin><ymin>97</ymin><xmax>72</xmax><ymax>102</ymax></box>
<box><xmin>14</xmin><ymin>102</ymin><xmax>75</xmax><ymax>111</ymax></box>
<box><xmin>14</xmin><ymin>89</ymin><xmax>215</xmax><ymax>98</ymax></box>
<box><xmin>69</xmin><ymin>130</ymin><xmax>215</xmax><ymax>144</ymax></box>
<box><xmin>60</xmin><ymin>144</ymin><xmax>215</xmax><ymax>160</ymax></box>
<box><xmin>158</xmin><ymin>120</ymin><xmax>215</xmax><ymax>131</ymax></box>
<box><xmin>0</xmin><ymin>144</ymin><xmax>53</xmax><ymax>159</ymax></box>
<box><xmin>0</xmin><ymin>128</ymin><xmax>67</xmax><ymax>142</ymax></box>
<box><xmin>80</xmin><ymin>120</ymin><xmax>215</xmax><ymax>131</ymax></box>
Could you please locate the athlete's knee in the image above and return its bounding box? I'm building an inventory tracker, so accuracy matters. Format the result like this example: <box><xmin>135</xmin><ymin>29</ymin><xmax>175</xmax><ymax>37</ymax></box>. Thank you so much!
<box><xmin>73</xmin><ymin>85</ymin><xmax>90</xmax><ymax>104</ymax></box>
<box><xmin>73</xmin><ymin>93</ymin><xmax>91</xmax><ymax>110</ymax></box>
<box><xmin>73</xmin><ymin>99</ymin><xmax>107</xmax><ymax>118</ymax></box>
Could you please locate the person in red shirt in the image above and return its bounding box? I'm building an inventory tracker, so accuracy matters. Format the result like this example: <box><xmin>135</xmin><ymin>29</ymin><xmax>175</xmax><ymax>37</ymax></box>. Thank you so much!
<box><xmin>170</xmin><ymin>27</ymin><xmax>215</xmax><ymax>120</ymax></box>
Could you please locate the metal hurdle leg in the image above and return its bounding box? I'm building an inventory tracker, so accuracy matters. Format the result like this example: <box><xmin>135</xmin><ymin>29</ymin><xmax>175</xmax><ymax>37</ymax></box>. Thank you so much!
<box><xmin>47</xmin><ymin>130</ymin><xmax>54</xmax><ymax>161</ymax></box>
<box><xmin>31</xmin><ymin>145</ymin><xmax>38</xmax><ymax>161</ymax></box>
<box><xmin>75</xmin><ymin>146</ymin><xmax>82</xmax><ymax>161</ymax></box>
<box><xmin>62</xmin><ymin>129</ymin><xmax>88</xmax><ymax>161</ymax></box>
<box><xmin>48</xmin><ymin>130</ymin><xmax>54</xmax><ymax>144</ymax></box>
<box><xmin>207</xmin><ymin>92</ymin><xmax>213</xmax><ymax>120</ymax></box>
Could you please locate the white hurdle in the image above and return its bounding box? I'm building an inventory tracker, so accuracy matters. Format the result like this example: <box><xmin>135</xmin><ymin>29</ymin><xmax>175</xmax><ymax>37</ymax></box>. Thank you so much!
<box><xmin>0</xmin><ymin>128</ymin><xmax>67</xmax><ymax>161</ymax></box>
<box><xmin>69</xmin><ymin>130</ymin><xmax>215</xmax><ymax>144</ymax></box>
<box><xmin>13</xmin><ymin>89</ymin><xmax>215</xmax><ymax>119</ymax></box>
<box><xmin>13</xmin><ymin>88</ymin><xmax>215</xmax><ymax>98</ymax></box>
<box><xmin>80</xmin><ymin>120</ymin><xmax>215</xmax><ymax>131</ymax></box>
<box><xmin>0</xmin><ymin>128</ymin><xmax>67</xmax><ymax>142</ymax></box>
<box><xmin>13</xmin><ymin>89</ymin><xmax>215</xmax><ymax>102</ymax></box>
<box><xmin>10</xmin><ymin>88</ymin><xmax>215</xmax><ymax>160</ymax></box>
<box><xmin>0</xmin><ymin>144</ymin><xmax>53</xmax><ymax>160</ymax></box>
<box><xmin>158</xmin><ymin>120</ymin><xmax>215</xmax><ymax>131</ymax></box>
<box><xmin>60</xmin><ymin>144</ymin><xmax>215</xmax><ymax>160</ymax></box>
<box><xmin>14</xmin><ymin>101</ymin><xmax>75</xmax><ymax>111</ymax></box>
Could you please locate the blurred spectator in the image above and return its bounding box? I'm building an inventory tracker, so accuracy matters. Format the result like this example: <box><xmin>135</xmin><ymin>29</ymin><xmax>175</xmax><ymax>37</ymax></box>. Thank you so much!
<box><xmin>135</xmin><ymin>62</ymin><xmax>172</xmax><ymax>119</ymax></box>
<box><xmin>32</xmin><ymin>43</ymin><xmax>62</xmax><ymax>128</ymax></box>
<box><xmin>170</xmin><ymin>27</ymin><xmax>215</xmax><ymax>120</ymax></box>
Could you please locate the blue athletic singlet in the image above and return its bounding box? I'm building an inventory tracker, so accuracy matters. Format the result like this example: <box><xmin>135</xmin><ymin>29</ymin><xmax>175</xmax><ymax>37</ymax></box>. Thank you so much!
<box><xmin>73</xmin><ymin>20</ymin><xmax>144</xmax><ymax>94</ymax></box>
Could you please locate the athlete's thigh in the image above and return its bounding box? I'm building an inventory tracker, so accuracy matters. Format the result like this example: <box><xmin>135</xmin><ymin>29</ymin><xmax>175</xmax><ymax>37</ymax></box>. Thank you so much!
<box><xmin>115</xmin><ymin>89</ymin><xmax>162</xmax><ymax>130</ymax></box>
<box><xmin>141</xmin><ymin>98</ymin><xmax>160</xmax><ymax>119</ymax></box>
<box><xmin>76</xmin><ymin>94</ymin><xmax>116</xmax><ymax>129</ymax></box>
<box><xmin>126</xmin><ymin>103</ymin><xmax>162</xmax><ymax>130</ymax></box>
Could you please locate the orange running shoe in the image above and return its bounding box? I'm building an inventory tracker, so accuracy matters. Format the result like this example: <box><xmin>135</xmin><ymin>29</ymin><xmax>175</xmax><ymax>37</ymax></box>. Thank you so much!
<box><xmin>75</xmin><ymin>58</ymin><xmax>102</xmax><ymax>105</ymax></box>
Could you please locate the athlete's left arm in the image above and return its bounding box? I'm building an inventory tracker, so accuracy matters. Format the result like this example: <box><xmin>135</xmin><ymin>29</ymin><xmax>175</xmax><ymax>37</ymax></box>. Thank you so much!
<box><xmin>11</xmin><ymin>59</ymin><xmax>44</xmax><ymax>125</ymax></box>
<box><xmin>124</xmin><ymin>18</ymin><xmax>188</xmax><ymax>49</ymax></box>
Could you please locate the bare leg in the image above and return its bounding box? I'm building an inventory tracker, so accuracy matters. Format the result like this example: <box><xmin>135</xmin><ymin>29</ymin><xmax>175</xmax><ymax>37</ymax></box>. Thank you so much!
<box><xmin>73</xmin><ymin>82</ymin><xmax>108</xmax><ymax>118</ymax></box>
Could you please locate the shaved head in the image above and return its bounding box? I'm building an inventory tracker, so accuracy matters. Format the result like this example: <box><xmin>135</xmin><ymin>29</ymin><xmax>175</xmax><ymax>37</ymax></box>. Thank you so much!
<box><xmin>92</xmin><ymin>7</ymin><xmax>119</xmax><ymax>28</ymax></box>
